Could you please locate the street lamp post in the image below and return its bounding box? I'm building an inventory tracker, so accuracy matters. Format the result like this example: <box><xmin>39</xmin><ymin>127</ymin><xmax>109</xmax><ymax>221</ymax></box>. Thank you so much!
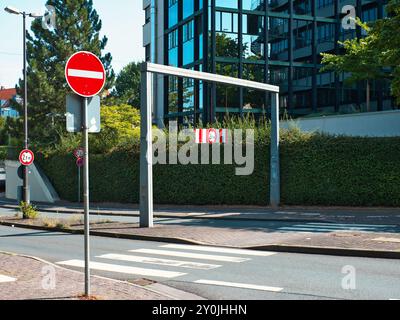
<box><xmin>4</xmin><ymin>6</ymin><xmax>42</xmax><ymax>205</ymax></box>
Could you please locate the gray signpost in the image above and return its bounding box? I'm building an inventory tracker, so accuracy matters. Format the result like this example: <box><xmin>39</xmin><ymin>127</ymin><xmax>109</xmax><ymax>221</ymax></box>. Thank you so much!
<box><xmin>65</xmin><ymin>51</ymin><xmax>105</xmax><ymax>297</ymax></box>
<box><xmin>139</xmin><ymin>62</ymin><xmax>281</xmax><ymax>228</ymax></box>
<box><xmin>67</xmin><ymin>94</ymin><xmax>101</xmax><ymax>133</ymax></box>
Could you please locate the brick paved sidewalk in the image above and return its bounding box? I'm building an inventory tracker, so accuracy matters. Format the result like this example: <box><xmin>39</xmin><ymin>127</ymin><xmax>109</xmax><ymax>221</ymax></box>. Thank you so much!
<box><xmin>0</xmin><ymin>252</ymin><xmax>174</xmax><ymax>300</ymax></box>
<box><xmin>1</xmin><ymin>197</ymin><xmax>399</xmax><ymax>225</ymax></box>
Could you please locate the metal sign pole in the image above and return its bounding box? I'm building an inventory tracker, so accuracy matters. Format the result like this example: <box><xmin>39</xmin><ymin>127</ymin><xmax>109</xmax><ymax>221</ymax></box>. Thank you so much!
<box><xmin>78</xmin><ymin>166</ymin><xmax>81</xmax><ymax>203</ymax></box>
<box><xmin>270</xmin><ymin>92</ymin><xmax>281</xmax><ymax>208</ymax></box>
<box><xmin>139</xmin><ymin>66</ymin><xmax>154</xmax><ymax>228</ymax></box>
<box><xmin>82</xmin><ymin>97</ymin><xmax>90</xmax><ymax>296</ymax></box>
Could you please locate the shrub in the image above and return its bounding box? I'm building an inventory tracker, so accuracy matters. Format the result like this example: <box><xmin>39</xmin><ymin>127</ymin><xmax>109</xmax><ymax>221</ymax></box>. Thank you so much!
<box><xmin>19</xmin><ymin>202</ymin><xmax>39</xmax><ymax>220</ymax></box>
<box><xmin>36</xmin><ymin>125</ymin><xmax>400</xmax><ymax>207</ymax></box>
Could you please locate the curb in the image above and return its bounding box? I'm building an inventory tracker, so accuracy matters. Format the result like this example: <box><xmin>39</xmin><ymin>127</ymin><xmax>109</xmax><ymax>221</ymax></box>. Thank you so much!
<box><xmin>1</xmin><ymin>220</ymin><xmax>399</xmax><ymax>260</ymax></box>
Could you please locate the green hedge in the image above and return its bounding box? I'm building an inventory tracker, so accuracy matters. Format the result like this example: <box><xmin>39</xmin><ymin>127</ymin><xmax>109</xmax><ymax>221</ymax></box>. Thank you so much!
<box><xmin>36</xmin><ymin>133</ymin><xmax>400</xmax><ymax>207</ymax></box>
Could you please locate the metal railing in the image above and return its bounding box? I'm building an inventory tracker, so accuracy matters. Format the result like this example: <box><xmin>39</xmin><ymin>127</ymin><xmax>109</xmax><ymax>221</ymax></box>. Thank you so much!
<box><xmin>139</xmin><ymin>62</ymin><xmax>281</xmax><ymax>228</ymax></box>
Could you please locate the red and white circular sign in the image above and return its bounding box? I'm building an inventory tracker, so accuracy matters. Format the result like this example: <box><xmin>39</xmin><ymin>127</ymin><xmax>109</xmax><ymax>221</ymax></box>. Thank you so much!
<box><xmin>65</xmin><ymin>51</ymin><xmax>106</xmax><ymax>97</ymax></box>
<box><xmin>74</xmin><ymin>148</ymin><xmax>85</xmax><ymax>159</ymax></box>
<box><xmin>76</xmin><ymin>157</ymin><xmax>84</xmax><ymax>168</ymax></box>
<box><xmin>19</xmin><ymin>149</ymin><xmax>35</xmax><ymax>166</ymax></box>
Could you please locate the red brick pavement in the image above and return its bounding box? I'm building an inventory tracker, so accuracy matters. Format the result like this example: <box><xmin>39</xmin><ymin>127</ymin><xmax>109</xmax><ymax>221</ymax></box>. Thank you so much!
<box><xmin>0</xmin><ymin>253</ymin><xmax>172</xmax><ymax>300</ymax></box>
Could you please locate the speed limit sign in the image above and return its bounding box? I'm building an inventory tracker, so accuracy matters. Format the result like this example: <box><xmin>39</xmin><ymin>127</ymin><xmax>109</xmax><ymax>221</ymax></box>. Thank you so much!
<box><xmin>19</xmin><ymin>149</ymin><xmax>35</xmax><ymax>166</ymax></box>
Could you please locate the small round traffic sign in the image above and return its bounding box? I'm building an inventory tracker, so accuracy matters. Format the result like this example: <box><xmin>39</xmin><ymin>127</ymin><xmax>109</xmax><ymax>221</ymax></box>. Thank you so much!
<box><xmin>76</xmin><ymin>157</ymin><xmax>84</xmax><ymax>168</ymax></box>
<box><xmin>19</xmin><ymin>149</ymin><xmax>34</xmax><ymax>166</ymax></box>
<box><xmin>65</xmin><ymin>51</ymin><xmax>106</xmax><ymax>98</ymax></box>
<box><xmin>74</xmin><ymin>148</ymin><xmax>85</xmax><ymax>159</ymax></box>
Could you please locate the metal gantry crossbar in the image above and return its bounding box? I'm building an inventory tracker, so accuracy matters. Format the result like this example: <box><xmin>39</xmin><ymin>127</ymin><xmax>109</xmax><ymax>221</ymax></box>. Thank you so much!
<box><xmin>140</xmin><ymin>62</ymin><xmax>281</xmax><ymax>228</ymax></box>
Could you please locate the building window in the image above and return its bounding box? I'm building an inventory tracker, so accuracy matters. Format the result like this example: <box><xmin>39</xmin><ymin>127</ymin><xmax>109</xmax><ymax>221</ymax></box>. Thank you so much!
<box><xmin>183</xmin><ymin>20</ymin><xmax>195</xmax><ymax>65</ymax></box>
<box><xmin>215</xmin><ymin>0</ymin><xmax>238</xmax><ymax>9</ymax></box>
<box><xmin>242</xmin><ymin>14</ymin><xmax>265</xmax><ymax>59</ymax></box>
<box><xmin>145</xmin><ymin>6</ymin><xmax>150</xmax><ymax>24</ymax></box>
<box><xmin>168</xmin><ymin>0</ymin><xmax>179</xmax><ymax>28</ymax></box>
<box><xmin>183</xmin><ymin>0</ymin><xmax>195</xmax><ymax>19</ymax></box>
<box><xmin>168</xmin><ymin>29</ymin><xmax>179</xmax><ymax>66</ymax></box>
<box><xmin>317</xmin><ymin>0</ymin><xmax>334</xmax><ymax>9</ymax></box>
<box><xmin>145</xmin><ymin>44</ymin><xmax>151</xmax><ymax>62</ymax></box>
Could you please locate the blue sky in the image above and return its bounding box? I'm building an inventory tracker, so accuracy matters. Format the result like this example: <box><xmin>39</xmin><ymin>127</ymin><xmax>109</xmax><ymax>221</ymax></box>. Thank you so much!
<box><xmin>0</xmin><ymin>0</ymin><xmax>144</xmax><ymax>88</ymax></box>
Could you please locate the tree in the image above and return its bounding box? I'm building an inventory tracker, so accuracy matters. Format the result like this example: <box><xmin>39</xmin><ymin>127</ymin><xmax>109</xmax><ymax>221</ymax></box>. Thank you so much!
<box><xmin>321</xmin><ymin>19</ymin><xmax>383</xmax><ymax>112</ymax></box>
<box><xmin>321</xmin><ymin>0</ymin><xmax>400</xmax><ymax>108</ymax></box>
<box><xmin>12</xmin><ymin>0</ymin><xmax>115</xmax><ymax>146</ymax></box>
<box><xmin>90</xmin><ymin>104</ymin><xmax>140</xmax><ymax>153</ymax></box>
<box><xmin>370</xmin><ymin>0</ymin><xmax>400</xmax><ymax>103</ymax></box>
<box><xmin>111</xmin><ymin>62</ymin><xmax>141</xmax><ymax>108</ymax></box>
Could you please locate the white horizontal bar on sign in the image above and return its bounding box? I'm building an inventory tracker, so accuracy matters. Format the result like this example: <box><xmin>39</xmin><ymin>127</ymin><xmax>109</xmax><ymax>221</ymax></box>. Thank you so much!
<box><xmin>145</xmin><ymin>63</ymin><xmax>280</xmax><ymax>93</ymax></box>
<box><xmin>56</xmin><ymin>259</ymin><xmax>186</xmax><ymax>279</ymax></box>
<box><xmin>0</xmin><ymin>275</ymin><xmax>16</xmax><ymax>283</ymax></box>
<box><xmin>194</xmin><ymin>280</ymin><xmax>283</xmax><ymax>292</ymax></box>
<box><xmin>68</xmin><ymin>69</ymin><xmax>104</xmax><ymax>79</ymax></box>
<box><xmin>129</xmin><ymin>249</ymin><xmax>250</xmax><ymax>263</ymax></box>
<box><xmin>160</xmin><ymin>244</ymin><xmax>277</xmax><ymax>257</ymax></box>
<box><xmin>97</xmin><ymin>254</ymin><xmax>221</xmax><ymax>270</ymax></box>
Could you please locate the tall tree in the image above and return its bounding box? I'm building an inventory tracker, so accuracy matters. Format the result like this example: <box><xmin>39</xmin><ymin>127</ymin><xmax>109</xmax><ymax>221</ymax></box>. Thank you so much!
<box><xmin>111</xmin><ymin>61</ymin><xmax>141</xmax><ymax>108</ymax></box>
<box><xmin>321</xmin><ymin>19</ymin><xmax>383</xmax><ymax>112</ymax></box>
<box><xmin>14</xmin><ymin>0</ymin><xmax>114</xmax><ymax>146</ymax></box>
<box><xmin>371</xmin><ymin>0</ymin><xmax>400</xmax><ymax>102</ymax></box>
<box><xmin>321</xmin><ymin>0</ymin><xmax>400</xmax><ymax>109</ymax></box>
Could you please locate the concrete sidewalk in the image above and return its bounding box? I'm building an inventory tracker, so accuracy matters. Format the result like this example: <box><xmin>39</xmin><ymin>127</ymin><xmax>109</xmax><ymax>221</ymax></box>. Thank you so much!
<box><xmin>0</xmin><ymin>252</ymin><xmax>203</xmax><ymax>300</ymax></box>
<box><xmin>1</xmin><ymin>197</ymin><xmax>400</xmax><ymax>225</ymax></box>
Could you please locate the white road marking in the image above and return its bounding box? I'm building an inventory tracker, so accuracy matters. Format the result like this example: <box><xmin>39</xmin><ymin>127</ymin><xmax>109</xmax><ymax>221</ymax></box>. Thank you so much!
<box><xmin>279</xmin><ymin>227</ymin><xmax>337</xmax><ymax>232</ymax></box>
<box><xmin>67</xmin><ymin>69</ymin><xmax>104</xmax><ymax>79</ymax></box>
<box><xmin>372</xmin><ymin>238</ymin><xmax>400</xmax><ymax>243</ymax></box>
<box><xmin>308</xmin><ymin>223</ymin><xmax>396</xmax><ymax>228</ymax></box>
<box><xmin>291</xmin><ymin>225</ymin><xmax>376</xmax><ymax>230</ymax></box>
<box><xmin>160</xmin><ymin>244</ymin><xmax>277</xmax><ymax>257</ymax></box>
<box><xmin>194</xmin><ymin>279</ymin><xmax>283</xmax><ymax>292</ymax></box>
<box><xmin>0</xmin><ymin>275</ymin><xmax>16</xmax><ymax>283</ymax></box>
<box><xmin>56</xmin><ymin>259</ymin><xmax>186</xmax><ymax>279</ymax></box>
<box><xmin>129</xmin><ymin>249</ymin><xmax>250</xmax><ymax>263</ymax></box>
<box><xmin>279</xmin><ymin>223</ymin><xmax>396</xmax><ymax>233</ymax></box>
<box><xmin>97</xmin><ymin>253</ymin><xmax>221</xmax><ymax>270</ymax></box>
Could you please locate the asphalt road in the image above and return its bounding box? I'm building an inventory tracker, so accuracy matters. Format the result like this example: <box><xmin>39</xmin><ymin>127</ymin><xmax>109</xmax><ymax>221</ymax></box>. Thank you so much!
<box><xmin>0</xmin><ymin>225</ymin><xmax>399</xmax><ymax>300</ymax></box>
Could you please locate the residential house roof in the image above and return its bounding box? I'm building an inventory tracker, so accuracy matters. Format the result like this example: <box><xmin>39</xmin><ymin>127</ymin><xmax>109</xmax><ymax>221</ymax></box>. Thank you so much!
<box><xmin>0</xmin><ymin>88</ymin><xmax>17</xmax><ymax>101</ymax></box>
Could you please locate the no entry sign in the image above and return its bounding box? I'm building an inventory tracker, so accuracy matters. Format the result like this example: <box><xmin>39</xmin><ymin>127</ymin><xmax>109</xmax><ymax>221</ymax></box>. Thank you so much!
<box><xmin>65</xmin><ymin>51</ymin><xmax>106</xmax><ymax>97</ymax></box>
<box><xmin>19</xmin><ymin>149</ymin><xmax>35</xmax><ymax>166</ymax></box>
<box><xmin>195</xmin><ymin>129</ymin><xmax>228</xmax><ymax>144</ymax></box>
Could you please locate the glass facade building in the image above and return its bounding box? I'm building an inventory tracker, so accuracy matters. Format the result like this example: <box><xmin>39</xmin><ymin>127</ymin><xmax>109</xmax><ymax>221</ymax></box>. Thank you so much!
<box><xmin>143</xmin><ymin>0</ymin><xmax>395</xmax><ymax>125</ymax></box>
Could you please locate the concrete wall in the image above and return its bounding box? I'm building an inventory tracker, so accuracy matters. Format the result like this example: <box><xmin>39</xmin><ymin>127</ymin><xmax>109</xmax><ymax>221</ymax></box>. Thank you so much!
<box><xmin>5</xmin><ymin>160</ymin><xmax>59</xmax><ymax>204</ymax></box>
<box><xmin>281</xmin><ymin>110</ymin><xmax>400</xmax><ymax>137</ymax></box>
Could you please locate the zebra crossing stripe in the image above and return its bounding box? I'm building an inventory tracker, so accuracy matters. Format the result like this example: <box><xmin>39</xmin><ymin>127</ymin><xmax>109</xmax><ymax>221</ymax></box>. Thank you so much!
<box><xmin>97</xmin><ymin>253</ymin><xmax>221</xmax><ymax>270</ymax></box>
<box><xmin>129</xmin><ymin>249</ymin><xmax>250</xmax><ymax>262</ymax></box>
<box><xmin>295</xmin><ymin>225</ymin><xmax>377</xmax><ymax>230</ymax></box>
<box><xmin>160</xmin><ymin>244</ymin><xmax>277</xmax><ymax>257</ymax></box>
<box><xmin>194</xmin><ymin>279</ymin><xmax>283</xmax><ymax>292</ymax></box>
<box><xmin>279</xmin><ymin>223</ymin><xmax>397</xmax><ymax>233</ymax></box>
<box><xmin>307</xmin><ymin>223</ymin><xmax>396</xmax><ymax>228</ymax></box>
<box><xmin>56</xmin><ymin>259</ymin><xmax>186</xmax><ymax>279</ymax></box>
<box><xmin>278</xmin><ymin>227</ymin><xmax>334</xmax><ymax>232</ymax></box>
<box><xmin>0</xmin><ymin>275</ymin><xmax>16</xmax><ymax>283</ymax></box>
